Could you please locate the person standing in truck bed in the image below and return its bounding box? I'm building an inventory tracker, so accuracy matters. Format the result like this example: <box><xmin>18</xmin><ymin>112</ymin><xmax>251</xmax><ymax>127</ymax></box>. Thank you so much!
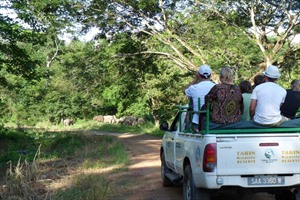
<box><xmin>250</xmin><ymin>65</ymin><xmax>288</xmax><ymax>126</ymax></box>
<box><xmin>184</xmin><ymin>64</ymin><xmax>215</xmax><ymax>132</ymax></box>
<box><xmin>280</xmin><ymin>80</ymin><xmax>300</xmax><ymax>119</ymax></box>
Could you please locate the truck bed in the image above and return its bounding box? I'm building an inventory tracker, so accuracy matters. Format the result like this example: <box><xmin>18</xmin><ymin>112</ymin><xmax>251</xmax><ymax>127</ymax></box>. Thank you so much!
<box><xmin>177</xmin><ymin>104</ymin><xmax>300</xmax><ymax>134</ymax></box>
<box><xmin>202</xmin><ymin>118</ymin><xmax>300</xmax><ymax>135</ymax></box>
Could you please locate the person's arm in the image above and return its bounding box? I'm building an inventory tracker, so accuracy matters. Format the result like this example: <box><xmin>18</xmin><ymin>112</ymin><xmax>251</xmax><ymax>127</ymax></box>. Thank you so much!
<box><xmin>249</xmin><ymin>99</ymin><xmax>257</xmax><ymax>120</ymax></box>
<box><xmin>240</xmin><ymin>95</ymin><xmax>244</xmax><ymax>114</ymax></box>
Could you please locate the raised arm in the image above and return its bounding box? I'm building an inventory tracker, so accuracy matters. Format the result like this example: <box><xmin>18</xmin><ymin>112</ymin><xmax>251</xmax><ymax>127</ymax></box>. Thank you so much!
<box><xmin>249</xmin><ymin>99</ymin><xmax>257</xmax><ymax>120</ymax></box>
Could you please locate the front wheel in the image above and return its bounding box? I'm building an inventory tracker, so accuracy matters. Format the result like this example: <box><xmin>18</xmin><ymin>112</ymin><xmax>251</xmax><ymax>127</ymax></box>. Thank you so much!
<box><xmin>183</xmin><ymin>165</ymin><xmax>210</xmax><ymax>200</ymax></box>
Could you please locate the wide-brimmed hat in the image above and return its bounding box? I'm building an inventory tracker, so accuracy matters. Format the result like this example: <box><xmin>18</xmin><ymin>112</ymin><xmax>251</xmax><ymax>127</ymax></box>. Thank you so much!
<box><xmin>263</xmin><ymin>65</ymin><xmax>281</xmax><ymax>79</ymax></box>
<box><xmin>198</xmin><ymin>65</ymin><xmax>211</xmax><ymax>78</ymax></box>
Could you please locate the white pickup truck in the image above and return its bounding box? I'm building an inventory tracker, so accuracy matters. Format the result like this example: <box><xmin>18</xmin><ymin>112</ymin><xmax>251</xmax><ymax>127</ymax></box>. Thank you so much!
<box><xmin>160</xmin><ymin>105</ymin><xmax>300</xmax><ymax>200</ymax></box>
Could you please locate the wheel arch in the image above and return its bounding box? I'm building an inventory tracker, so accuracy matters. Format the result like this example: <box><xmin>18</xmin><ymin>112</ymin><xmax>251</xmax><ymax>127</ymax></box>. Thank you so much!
<box><xmin>183</xmin><ymin>156</ymin><xmax>191</xmax><ymax>171</ymax></box>
<box><xmin>160</xmin><ymin>147</ymin><xmax>164</xmax><ymax>160</ymax></box>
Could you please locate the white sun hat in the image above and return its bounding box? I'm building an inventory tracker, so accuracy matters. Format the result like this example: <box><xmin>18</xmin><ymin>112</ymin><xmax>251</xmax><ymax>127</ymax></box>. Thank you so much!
<box><xmin>263</xmin><ymin>65</ymin><xmax>281</xmax><ymax>79</ymax></box>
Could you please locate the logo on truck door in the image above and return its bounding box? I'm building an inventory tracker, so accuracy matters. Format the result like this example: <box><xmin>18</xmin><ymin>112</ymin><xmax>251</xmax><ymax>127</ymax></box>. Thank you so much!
<box><xmin>264</xmin><ymin>149</ymin><xmax>274</xmax><ymax>159</ymax></box>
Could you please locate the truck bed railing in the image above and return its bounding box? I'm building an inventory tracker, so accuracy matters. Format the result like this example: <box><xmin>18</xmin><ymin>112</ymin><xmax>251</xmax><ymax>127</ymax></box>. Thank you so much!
<box><xmin>177</xmin><ymin>100</ymin><xmax>300</xmax><ymax>135</ymax></box>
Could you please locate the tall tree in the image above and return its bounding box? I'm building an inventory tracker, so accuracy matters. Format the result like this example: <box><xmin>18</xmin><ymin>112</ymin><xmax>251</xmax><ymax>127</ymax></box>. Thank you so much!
<box><xmin>73</xmin><ymin>0</ymin><xmax>293</xmax><ymax>79</ymax></box>
<box><xmin>0</xmin><ymin>15</ymin><xmax>43</xmax><ymax>82</ymax></box>
<box><xmin>196</xmin><ymin>0</ymin><xmax>300</xmax><ymax>69</ymax></box>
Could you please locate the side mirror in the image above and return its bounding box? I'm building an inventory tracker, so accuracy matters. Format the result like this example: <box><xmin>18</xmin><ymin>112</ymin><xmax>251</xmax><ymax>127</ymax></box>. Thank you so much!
<box><xmin>159</xmin><ymin>122</ymin><xmax>169</xmax><ymax>131</ymax></box>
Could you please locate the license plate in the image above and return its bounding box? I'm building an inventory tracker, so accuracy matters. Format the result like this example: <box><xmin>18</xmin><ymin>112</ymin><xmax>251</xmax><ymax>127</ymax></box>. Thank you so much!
<box><xmin>247</xmin><ymin>176</ymin><xmax>285</xmax><ymax>186</ymax></box>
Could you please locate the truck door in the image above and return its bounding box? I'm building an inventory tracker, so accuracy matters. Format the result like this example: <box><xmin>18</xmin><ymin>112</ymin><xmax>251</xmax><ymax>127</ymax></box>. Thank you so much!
<box><xmin>174</xmin><ymin>110</ymin><xmax>190</xmax><ymax>173</ymax></box>
<box><xmin>165</xmin><ymin>112</ymin><xmax>180</xmax><ymax>170</ymax></box>
<box><xmin>174</xmin><ymin>132</ymin><xmax>187</xmax><ymax>174</ymax></box>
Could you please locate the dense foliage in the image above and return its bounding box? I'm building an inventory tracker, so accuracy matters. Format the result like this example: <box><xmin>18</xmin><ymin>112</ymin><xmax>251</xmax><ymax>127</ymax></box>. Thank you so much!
<box><xmin>0</xmin><ymin>0</ymin><xmax>299</xmax><ymax>125</ymax></box>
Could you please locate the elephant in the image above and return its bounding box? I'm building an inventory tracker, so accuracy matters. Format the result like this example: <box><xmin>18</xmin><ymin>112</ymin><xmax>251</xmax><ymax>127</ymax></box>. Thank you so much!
<box><xmin>93</xmin><ymin>115</ymin><xmax>104</xmax><ymax>122</ymax></box>
<box><xmin>63</xmin><ymin>118</ymin><xmax>74</xmax><ymax>126</ymax></box>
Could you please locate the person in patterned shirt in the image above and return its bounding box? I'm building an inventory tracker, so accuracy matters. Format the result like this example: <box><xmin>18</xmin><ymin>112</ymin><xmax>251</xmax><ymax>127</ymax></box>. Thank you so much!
<box><xmin>205</xmin><ymin>67</ymin><xmax>244</xmax><ymax>124</ymax></box>
<box><xmin>185</xmin><ymin>65</ymin><xmax>216</xmax><ymax>131</ymax></box>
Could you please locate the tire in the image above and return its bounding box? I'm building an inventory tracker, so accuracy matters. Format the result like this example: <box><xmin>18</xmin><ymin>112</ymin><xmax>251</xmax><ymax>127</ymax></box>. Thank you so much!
<box><xmin>183</xmin><ymin>165</ymin><xmax>210</xmax><ymax>200</ymax></box>
<box><xmin>161</xmin><ymin>153</ymin><xmax>173</xmax><ymax>187</ymax></box>
<box><xmin>296</xmin><ymin>191</ymin><xmax>300</xmax><ymax>200</ymax></box>
<box><xmin>275</xmin><ymin>190</ymin><xmax>296</xmax><ymax>200</ymax></box>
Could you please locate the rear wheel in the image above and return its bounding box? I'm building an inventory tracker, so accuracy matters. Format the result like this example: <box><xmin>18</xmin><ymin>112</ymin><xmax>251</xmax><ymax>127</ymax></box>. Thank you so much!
<box><xmin>183</xmin><ymin>165</ymin><xmax>210</xmax><ymax>200</ymax></box>
<box><xmin>161</xmin><ymin>152</ymin><xmax>173</xmax><ymax>187</ymax></box>
<box><xmin>275</xmin><ymin>190</ymin><xmax>297</xmax><ymax>200</ymax></box>
<box><xmin>296</xmin><ymin>190</ymin><xmax>300</xmax><ymax>200</ymax></box>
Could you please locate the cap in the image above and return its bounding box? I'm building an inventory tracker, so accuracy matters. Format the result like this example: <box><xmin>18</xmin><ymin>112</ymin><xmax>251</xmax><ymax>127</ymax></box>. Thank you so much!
<box><xmin>263</xmin><ymin>65</ymin><xmax>281</xmax><ymax>79</ymax></box>
<box><xmin>198</xmin><ymin>65</ymin><xmax>211</xmax><ymax>78</ymax></box>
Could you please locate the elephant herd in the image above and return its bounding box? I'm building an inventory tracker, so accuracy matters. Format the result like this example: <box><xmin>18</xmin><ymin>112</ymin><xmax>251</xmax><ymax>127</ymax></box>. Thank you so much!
<box><xmin>62</xmin><ymin>115</ymin><xmax>145</xmax><ymax>127</ymax></box>
<box><xmin>93</xmin><ymin>115</ymin><xmax>145</xmax><ymax>126</ymax></box>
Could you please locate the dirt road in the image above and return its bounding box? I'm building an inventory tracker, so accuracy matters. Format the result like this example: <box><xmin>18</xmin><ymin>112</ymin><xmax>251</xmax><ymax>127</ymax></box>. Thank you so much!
<box><xmin>95</xmin><ymin>132</ymin><xmax>276</xmax><ymax>200</ymax></box>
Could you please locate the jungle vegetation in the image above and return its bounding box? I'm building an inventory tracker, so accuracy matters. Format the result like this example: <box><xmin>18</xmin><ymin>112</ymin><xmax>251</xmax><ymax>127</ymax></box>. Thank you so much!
<box><xmin>0</xmin><ymin>0</ymin><xmax>299</xmax><ymax>126</ymax></box>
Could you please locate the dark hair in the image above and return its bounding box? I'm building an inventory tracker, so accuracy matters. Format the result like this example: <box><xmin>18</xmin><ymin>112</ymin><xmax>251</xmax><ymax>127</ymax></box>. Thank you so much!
<box><xmin>291</xmin><ymin>79</ymin><xmax>297</xmax><ymax>86</ymax></box>
<box><xmin>291</xmin><ymin>80</ymin><xmax>300</xmax><ymax>91</ymax></box>
<box><xmin>265</xmin><ymin>76</ymin><xmax>277</xmax><ymax>82</ymax></box>
<box><xmin>253</xmin><ymin>74</ymin><xmax>265</xmax><ymax>87</ymax></box>
<box><xmin>200</xmin><ymin>74</ymin><xmax>211</xmax><ymax>79</ymax></box>
<box><xmin>239</xmin><ymin>80</ymin><xmax>252</xmax><ymax>93</ymax></box>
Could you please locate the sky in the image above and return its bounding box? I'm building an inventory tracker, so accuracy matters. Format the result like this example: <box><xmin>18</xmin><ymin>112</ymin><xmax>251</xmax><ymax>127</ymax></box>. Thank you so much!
<box><xmin>0</xmin><ymin>4</ymin><xmax>98</xmax><ymax>43</ymax></box>
<box><xmin>59</xmin><ymin>27</ymin><xmax>100</xmax><ymax>44</ymax></box>
<box><xmin>1</xmin><ymin>3</ymin><xmax>299</xmax><ymax>45</ymax></box>
<box><xmin>292</xmin><ymin>35</ymin><xmax>300</xmax><ymax>44</ymax></box>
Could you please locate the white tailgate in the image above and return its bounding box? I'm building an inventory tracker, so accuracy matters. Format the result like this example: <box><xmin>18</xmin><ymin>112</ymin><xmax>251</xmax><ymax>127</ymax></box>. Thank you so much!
<box><xmin>216</xmin><ymin>134</ymin><xmax>300</xmax><ymax>175</ymax></box>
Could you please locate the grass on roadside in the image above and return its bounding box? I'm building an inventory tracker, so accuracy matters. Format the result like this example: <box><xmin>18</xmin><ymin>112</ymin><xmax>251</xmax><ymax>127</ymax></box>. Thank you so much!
<box><xmin>53</xmin><ymin>173</ymin><xmax>110</xmax><ymax>200</ymax></box>
<box><xmin>0</xmin><ymin>126</ymin><xmax>130</xmax><ymax>200</ymax></box>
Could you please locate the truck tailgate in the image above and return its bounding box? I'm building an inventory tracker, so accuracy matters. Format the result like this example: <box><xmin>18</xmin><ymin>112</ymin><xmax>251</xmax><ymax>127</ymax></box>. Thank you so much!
<box><xmin>216</xmin><ymin>134</ymin><xmax>300</xmax><ymax>175</ymax></box>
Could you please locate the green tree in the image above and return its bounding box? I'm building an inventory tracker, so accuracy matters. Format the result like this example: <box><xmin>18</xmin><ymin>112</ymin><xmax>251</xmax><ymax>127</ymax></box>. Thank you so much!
<box><xmin>196</xmin><ymin>0</ymin><xmax>300</xmax><ymax>71</ymax></box>
<box><xmin>0</xmin><ymin>15</ymin><xmax>44</xmax><ymax>82</ymax></box>
<box><xmin>0</xmin><ymin>12</ymin><xmax>49</xmax><ymax>125</ymax></box>
<box><xmin>65</xmin><ymin>0</ymin><xmax>267</xmax><ymax>82</ymax></box>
